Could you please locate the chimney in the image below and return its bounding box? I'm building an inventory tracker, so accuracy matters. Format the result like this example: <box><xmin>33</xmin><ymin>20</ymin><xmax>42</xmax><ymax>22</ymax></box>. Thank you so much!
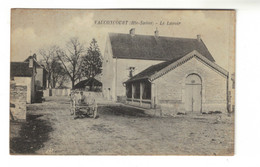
<box><xmin>29</xmin><ymin>57</ymin><xmax>33</xmax><ymax>68</ymax></box>
<box><xmin>33</xmin><ymin>53</ymin><xmax>37</xmax><ymax>60</ymax></box>
<box><xmin>128</xmin><ymin>67</ymin><xmax>135</xmax><ymax>78</ymax></box>
<box><xmin>129</xmin><ymin>28</ymin><xmax>135</xmax><ymax>36</ymax></box>
<box><xmin>154</xmin><ymin>28</ymin><xmax>159</xmax><ymax>37</ymax></box>
<box><xmin>197</xmin><ymin>34</ymin><xmax>201</xmax><ymax>41</ymax></box>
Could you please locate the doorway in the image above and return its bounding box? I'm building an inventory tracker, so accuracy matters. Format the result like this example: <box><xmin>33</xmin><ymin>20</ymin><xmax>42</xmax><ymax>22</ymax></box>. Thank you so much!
<box><xmin>185</xmin><ymin>74</ymin><xmax>202</xmax><ymax>113</ymax></box>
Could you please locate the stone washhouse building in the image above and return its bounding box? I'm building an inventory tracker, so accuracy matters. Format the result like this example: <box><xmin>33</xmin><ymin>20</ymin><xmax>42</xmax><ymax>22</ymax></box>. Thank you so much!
<box><xmin>102</xmin><ymin>28</ymin><xmax>229</xmax><ymax>114</ymax></box>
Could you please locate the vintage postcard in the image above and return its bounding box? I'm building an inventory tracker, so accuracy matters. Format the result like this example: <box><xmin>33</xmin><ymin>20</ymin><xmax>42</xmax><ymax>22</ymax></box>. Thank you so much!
<box><xmin>10</xmin><ymin>9</ymin><xmax>235</xmax><ymax>155</ymax></box>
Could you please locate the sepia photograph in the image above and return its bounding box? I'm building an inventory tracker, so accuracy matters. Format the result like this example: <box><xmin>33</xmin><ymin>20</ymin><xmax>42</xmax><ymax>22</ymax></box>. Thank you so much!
<box><xmin>10</xmin><ymin>9</ymin><xmax>235</xmax><ymax>155</ymax></box>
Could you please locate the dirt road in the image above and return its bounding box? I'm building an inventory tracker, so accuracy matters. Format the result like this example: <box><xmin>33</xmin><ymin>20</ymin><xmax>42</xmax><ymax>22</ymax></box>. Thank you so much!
<box><xmin>10</xmin><ymin>96</ymin><xmax>234</xmax><ymax>155</ymax></box>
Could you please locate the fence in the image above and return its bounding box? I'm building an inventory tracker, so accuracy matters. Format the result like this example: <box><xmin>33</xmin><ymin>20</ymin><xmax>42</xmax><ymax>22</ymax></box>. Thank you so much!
<box><xmin>43</xmin><ymin>89</ymin><xmax>104</xmax><ymax>98</ymax></box>
<box><xmin>43</xmin><ymin>88</ymin><xmax>71</xmax><ymax>97</ymax></box>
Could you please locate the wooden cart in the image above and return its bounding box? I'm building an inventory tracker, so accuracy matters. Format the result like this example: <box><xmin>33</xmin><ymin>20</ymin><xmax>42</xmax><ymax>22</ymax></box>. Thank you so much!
<box><xmin>70</xmin><ymin>96</ymin><xmax>98</xmax><ymax>119</ymax></box>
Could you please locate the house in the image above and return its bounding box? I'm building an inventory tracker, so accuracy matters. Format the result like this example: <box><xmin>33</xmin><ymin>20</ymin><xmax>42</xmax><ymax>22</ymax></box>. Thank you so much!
<box><xmin>74</xmin><ymin>77</ymin><xmax>102</xmax><ymax>91</ymax></box>
<box><xmin>102</xmin><ymin>28</ymin><xmax>217</xmax><ymax>102</ymax></box>
<box><xmin>11</xmin><ymin>59</ymin><xmax>37</xmax><ymax>103</ymax></box>
<box><xmin>24</xmin><ymin>54</ymin><xmax>48</xmax><ymax>90</ymax></box>
<box><xmin>10</xmin><ymin>54</ymin><xmax>48</xmax><ymax>103</ymax></box>
<box><xmin>124</xmin><ymin>50</ymin><xmax>228</xmax><ymax>114</ymax></box>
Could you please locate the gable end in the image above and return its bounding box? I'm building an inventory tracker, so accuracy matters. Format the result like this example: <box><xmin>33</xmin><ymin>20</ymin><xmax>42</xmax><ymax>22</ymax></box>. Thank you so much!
<box><xmin>150</xmin><ymin>50</ymin><xmax>228</xmax><ymax>82</ymax></box>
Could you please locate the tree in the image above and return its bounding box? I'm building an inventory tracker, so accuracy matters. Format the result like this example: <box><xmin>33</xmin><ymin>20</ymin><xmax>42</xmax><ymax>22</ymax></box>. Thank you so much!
<box><xmin>39</xmin><ymin>45</ymin><xmax>67</xmax><ymax>88</ymax></box>
<box><xmin>57</xmin><ymin>37</ymin><xmax>85</xmax><ymax>89</ymax></box>
<box><xmin>51</xmin><ymin>61</ymin><xmax>69</xmax><ymax>88</ymax></box>
<box><xmin>81</xmin><ymin>38</ymin><xmax>102</xmax><ymax>79</ymax></box>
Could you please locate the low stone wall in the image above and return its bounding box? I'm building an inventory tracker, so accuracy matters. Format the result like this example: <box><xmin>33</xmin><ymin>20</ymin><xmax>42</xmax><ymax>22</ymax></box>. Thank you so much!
<box><xmin>44</xmin><ymin>88</ymin><xmax>71</xmax><ymax>97</ymax></box>
<box><xmin>43</xmin><ymin>89</ymin><xmax>50</xmax><ymax>97</ymax></box>
<box><xmin>10</xmin><ymin>82</ymin><xmax>27</xmax><ymax>121</ymax></box>
<box><xmin>44</xmin><ymin>89</ymin><xmax>103</xmax><ymax>97</ymax></box>
<box><xmin>82</xmin><ymin>91</ymin><xmax>103</xmax><ymax>98</ymax></box>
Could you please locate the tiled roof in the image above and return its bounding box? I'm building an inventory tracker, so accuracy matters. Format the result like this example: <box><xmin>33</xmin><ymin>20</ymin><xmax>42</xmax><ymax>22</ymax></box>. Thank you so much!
<box><xmin>109</xmin><ymin>33</ymin><xmax>215</xmax><ymax>62</ymax></box>
<box><xmin>10</xmin><ymin>62</ymin><xmax>33</xmax><ymax>77</ymax></box>
<box><xmin>125</xmin><ymin>50</ymin><xmax>228</xmax><ymax>83</ymax></box>
<box><xmin>125</xmin><ymin>60</ymin><xmax>174</xmax><ymax>82</ymax></box>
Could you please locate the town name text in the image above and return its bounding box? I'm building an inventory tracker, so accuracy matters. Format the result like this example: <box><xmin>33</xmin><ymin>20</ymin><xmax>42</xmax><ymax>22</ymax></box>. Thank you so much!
<box><xmin>94</xmin><ymin>20</ymin><xmax>181</xmax><ymax>26</ymax></box>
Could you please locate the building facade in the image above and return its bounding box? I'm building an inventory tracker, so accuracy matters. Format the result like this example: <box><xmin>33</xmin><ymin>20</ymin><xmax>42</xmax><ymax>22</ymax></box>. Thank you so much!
<box><xmin>35</xmin><ymin>67</ymin><xmax>48</xmax><ymax>90</ymax></box>
<box><xmin>102</xmin><ymin>28</ymin><xmax>217</xmax><ymax>103</ymax></box>
<box><xmin>11</xmin><ymin>60</ymin><xmax>37</xmax><ymax>103</ymax></box>
<box><xmin>11</xmin><ymin>54</ymin><xmax>48</xmax><ymax>103</ymax></box>
<box><xmin>124</xmin><ymin>51</ymin><xmax>228</xmax><ymax>114</ymax></box>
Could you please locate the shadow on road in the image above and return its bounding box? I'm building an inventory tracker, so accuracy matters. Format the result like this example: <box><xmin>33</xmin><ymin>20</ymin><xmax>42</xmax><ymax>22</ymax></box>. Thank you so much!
<box><xmin>98</xmin><ymin>105</ymin><xmax>151</xmax><ymax>118</ymax></box>
<box><xmin>10</xmin><ymin>114</ymin><xmax>53</xmax><ymax>154</ymax></box>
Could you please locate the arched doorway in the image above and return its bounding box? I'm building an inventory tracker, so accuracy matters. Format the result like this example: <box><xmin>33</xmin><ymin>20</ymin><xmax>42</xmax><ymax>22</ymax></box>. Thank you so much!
<box><xmin>185</xmin><ymin>74</ymin><xmax>202</xmax><ymax>113</ymax></box>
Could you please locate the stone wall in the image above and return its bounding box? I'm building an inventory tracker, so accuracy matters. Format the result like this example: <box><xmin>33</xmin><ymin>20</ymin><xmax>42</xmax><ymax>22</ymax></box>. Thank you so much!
<box><xmin>10</xmin><ymin>82</ymin><xmax>27</xmax><ymax>120</ymax></box>
<box><xmin>13</xmin><ymin>77</ymin><xmax>32</xmax><ymax>103</ymax></box>
<box><xmin>154</xmin><ymin>57</ymin><xmax>228</xmax><ymax>115</ymax></box>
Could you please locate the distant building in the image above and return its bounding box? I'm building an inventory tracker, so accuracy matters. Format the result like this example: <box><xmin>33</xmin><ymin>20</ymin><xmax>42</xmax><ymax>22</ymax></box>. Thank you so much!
<box><xmin>10</xmin><ymin>54</ymin><xmax>48</xmax><ymax>103</ymax></box>
<box><xmin>102</xmin><ymin>28</ymin><xmax>229</xmax><ymax>114</ymax></box>
<box><xmin>24</xmin><ymin>54</ymin><xmax>48</xmax><ymax>90</ymax></box>
<box><xmin>74</xmin><ymin>77</ymin><xmax>102</xmax><ymax>91</ymax></box>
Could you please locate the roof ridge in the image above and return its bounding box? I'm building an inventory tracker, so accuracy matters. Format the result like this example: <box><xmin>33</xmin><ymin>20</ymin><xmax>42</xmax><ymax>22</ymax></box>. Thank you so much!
<box><xmin>108</xmin><ymin>32</ymin><xmax>215</xmax><ymax>62</ymax></box>
<box><xmin>109</xmin><ymin>32</ymin><xmax>198</xmax><ymax>40</ymax></box>
<box><xmin>150</xmin><ymin>50</ymin><xmax>228</xmax><ymax>81</ymax></box>
<box><xmin>125</xmin><ymin>50</ymin><xmax>228</xmax><ymax>83</ymax></box>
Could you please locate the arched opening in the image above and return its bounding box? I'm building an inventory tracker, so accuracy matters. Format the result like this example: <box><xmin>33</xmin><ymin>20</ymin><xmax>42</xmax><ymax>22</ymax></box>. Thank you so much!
<box><xmin>185</xmin><ymin>74</ymin><xmax>202</xmax><ymax>113</ymax></box>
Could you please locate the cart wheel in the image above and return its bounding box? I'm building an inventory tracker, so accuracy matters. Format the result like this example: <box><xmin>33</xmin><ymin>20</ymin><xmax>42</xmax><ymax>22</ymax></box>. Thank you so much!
<box><xmin>70</xmin><ymin>109</ymin><xmax>74</xmax><ymax>115</ymax></box>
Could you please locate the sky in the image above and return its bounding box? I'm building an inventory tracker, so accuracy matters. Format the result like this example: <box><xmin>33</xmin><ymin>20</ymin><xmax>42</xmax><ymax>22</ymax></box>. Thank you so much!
<box><xmin>11</xmin><ymin>9</ymin><xmax>235</xmax><ymax>73</ymax></box>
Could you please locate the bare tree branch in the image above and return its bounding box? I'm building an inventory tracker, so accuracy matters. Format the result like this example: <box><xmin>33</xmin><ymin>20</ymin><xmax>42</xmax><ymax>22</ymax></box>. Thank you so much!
<box><xmin>38</xmin><ymin>45</ymin><xmax>67</xmax><ymax>88</ymax></box>
<box><xmin>56</xmin><ymin>37</ymin><xmax>85</xmax><ymax>88</ymax></box>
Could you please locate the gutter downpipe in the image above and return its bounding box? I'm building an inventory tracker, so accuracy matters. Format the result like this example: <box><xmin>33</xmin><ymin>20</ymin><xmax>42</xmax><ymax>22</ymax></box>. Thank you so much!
<box><xmin>115</xmin><ymin>56</ymin><xmax>117</xmax><ymax>102</ymax></box>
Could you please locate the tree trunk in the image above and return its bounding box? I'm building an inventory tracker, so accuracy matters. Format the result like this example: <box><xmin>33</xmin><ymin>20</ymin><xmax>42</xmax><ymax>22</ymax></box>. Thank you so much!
<box><xmin>47</xmin><ymin>74</ymin><xmax>51</xmax><ymax>88</ymax></box>
<box><xmin>52</xmin><ymin>75</ymin><xmax>56</xmax><ymax>88</ymax></box>
<box><xmin>72</xmin><ymin>80</ymin><xmax>75</xmax><ymax>89</ymax></box>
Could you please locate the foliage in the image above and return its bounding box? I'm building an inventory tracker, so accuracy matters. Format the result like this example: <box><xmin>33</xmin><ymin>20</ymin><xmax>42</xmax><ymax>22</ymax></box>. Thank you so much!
<box><xmin>39</xmin><ymin>38</ymin><xmax>102</xmax><ymax>89</ymax></box>
<box><xmin>51</xmin><ymin>61</ymin><xmax>69</xmax><ymax>88</ymax></box>
<box><xmin>81</xmin><ymin>38</ymin><xmax>102</xmax><ymax>79</ymax></box>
